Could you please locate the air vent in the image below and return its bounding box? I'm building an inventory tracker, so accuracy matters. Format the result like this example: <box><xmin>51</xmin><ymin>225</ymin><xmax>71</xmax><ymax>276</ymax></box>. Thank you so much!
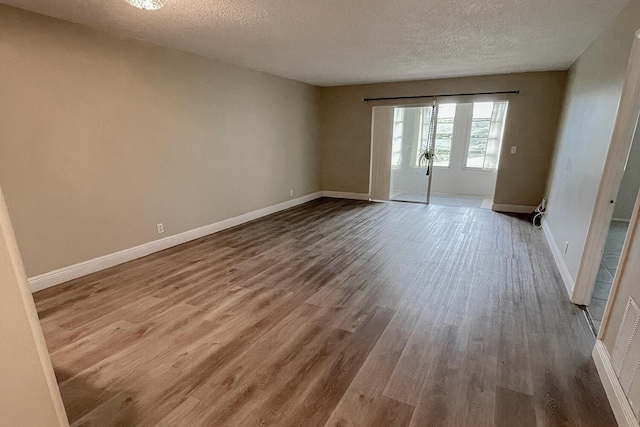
<box><xmin>611</xmin><ymin>297</ymin><xmax>640</xmax><ymax>420</ymax></box>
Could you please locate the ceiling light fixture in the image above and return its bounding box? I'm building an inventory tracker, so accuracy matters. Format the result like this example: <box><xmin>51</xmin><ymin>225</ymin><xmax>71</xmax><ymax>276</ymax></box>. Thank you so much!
<box><xmin>125</xmin><ymin>0</ymin><xmax>167</xmax><ymax>10</ymax></box>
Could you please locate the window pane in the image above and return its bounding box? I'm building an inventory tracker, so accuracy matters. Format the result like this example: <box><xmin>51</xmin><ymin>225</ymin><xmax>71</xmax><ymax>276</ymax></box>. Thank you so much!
<box><xmin>472</xmin><ymin>102</ymin><xmax>494</xmax><ymax>119</ymax></box>
<box><xmin>439</xmin><ymin>103</ymin><xmax>457</xmax><ymax>119</ymax></box>
<box><xmin>467</xmin><ymin>121</ymin><xmax>490</xmax><ymax>166</ymax></box>
<box><xmin>433</xmin><ymin>104</ymin><xmax>456</xmax><ymax>167</ymax></box>
<box><xmin>466</xmin><ymin>102</ymin><xmax>508</xmax><ymax>169</ymax></box>
<box><xmin>391</xmin><ymin>108</ymin><xmax>404</xmax><ymax>168</ymax></box>
<box><xmin>466</xmin><ymin>102</ymin><xmax>492</xmax><ymax>168</ymax></box>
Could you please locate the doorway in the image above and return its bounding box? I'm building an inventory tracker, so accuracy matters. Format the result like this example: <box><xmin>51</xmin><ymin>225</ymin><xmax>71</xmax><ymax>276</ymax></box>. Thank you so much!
<box><xmin>588</xmin><ymin>114</ymin><xmax>640</xmax><ymax>333</ymax></box>
<box><xmin>388</xmin><ymin>105</ymin><xmax>434</xmax><ymax>204</ymax></box>
<box><xmin>373</xmin><ymin>100</ymin><xmax>509</xmax><ymax>207</ymax></box>
<box><xmin>568</xmin><ymin>32</ymin><xmax>640</xmax><ymax>336</ymax></box>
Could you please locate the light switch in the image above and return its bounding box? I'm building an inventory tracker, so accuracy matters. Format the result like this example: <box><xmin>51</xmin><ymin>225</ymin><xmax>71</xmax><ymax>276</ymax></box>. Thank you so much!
<box><xmin>510</xmin><ymin>146</ymin><xmax>517</xmax><ymax>154</ymax></box>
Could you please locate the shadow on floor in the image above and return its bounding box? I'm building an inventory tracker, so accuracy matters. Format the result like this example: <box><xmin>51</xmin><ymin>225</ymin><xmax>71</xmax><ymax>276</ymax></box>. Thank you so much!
<box><xmin>495</xmin><ymin>211</ymin><xmax>533</xmax><ymax>224</ymax></box>
<box><xmin>55</xmin><ymin>369</ymin><xmax>139</xmax><ymax>427</ymax></box>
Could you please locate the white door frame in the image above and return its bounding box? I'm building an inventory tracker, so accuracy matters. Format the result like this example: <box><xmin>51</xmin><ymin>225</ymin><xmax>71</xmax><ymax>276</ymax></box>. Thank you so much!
<box><xmin>572</xmin><ymin>30</ymin><xmax>640</xmax><ymax>306</ymax></box>
<box><xmin>0</xmin><ymin>185</ymin><xmax>68</xmax><ymax>425</ymax></box>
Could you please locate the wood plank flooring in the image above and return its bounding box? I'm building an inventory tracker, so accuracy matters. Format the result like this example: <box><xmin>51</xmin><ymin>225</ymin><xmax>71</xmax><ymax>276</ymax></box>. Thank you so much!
<box><xmin>33</xmin><ymin>198</ymin><xmax>616</xmax><ymax>426</ymax></box>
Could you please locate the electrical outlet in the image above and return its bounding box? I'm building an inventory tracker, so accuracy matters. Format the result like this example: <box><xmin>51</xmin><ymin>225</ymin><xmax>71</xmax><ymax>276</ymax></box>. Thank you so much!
<box><xmin>510</xmin><ymin>146</ymin><xmax>517</xmax><ymax>154</ymax></box>
<box><xmin>289</xmin><ymin>189</ymin><xmax>294</xmax><ymax>197</ymax></box>
<box><xmin>157</xmin><ymin>223</ymin><xmax>164</xmax><ymax>234</ymax></box>
<box><xmin>564</xmin><ymin>241</ymin><xmax>569</xmax><ymax>254</ymax></box>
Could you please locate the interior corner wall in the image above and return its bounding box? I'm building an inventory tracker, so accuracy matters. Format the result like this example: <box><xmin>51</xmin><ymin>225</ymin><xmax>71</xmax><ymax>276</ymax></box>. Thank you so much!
<box><xmin>319</xmin><ymin>72</ymin><xmax>567</xmax><ymax>206</ymax></box>
<box><xmin>0</xmin><ymin>5</ymin><xmax>322</xmax><ymax>278</ymax></box>
<box><xmin>544</xmin><ymin>0</ymin><xmax>640</xmax><ymax>282</ymax></box>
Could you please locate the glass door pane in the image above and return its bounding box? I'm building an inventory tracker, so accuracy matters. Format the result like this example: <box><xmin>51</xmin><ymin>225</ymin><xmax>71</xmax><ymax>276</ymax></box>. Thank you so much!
<box><xmin>390</xmin><ymin>106</ymin><xmax>433</xmax><ymax>203</ymax></box>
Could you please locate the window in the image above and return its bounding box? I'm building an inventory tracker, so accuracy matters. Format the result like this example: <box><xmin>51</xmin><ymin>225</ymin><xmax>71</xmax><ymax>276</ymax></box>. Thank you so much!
<box><xmin>466</xmin><ymin>102</ymin><xmax>508</xmax><ymax>169</ymax></box>
<box><xmin>391</xmin><ymin>108</ymin><xmax>404</xmax><ymax>168</ymax></box>
<box><xmin>432</xmin><ymin>104</ymin><xmax>456</xmax><ymax>167</ymax></box>
<box><xmin>389</xmin><ymin>101</ymin><xmax>508</xmax><ymax>173</ymax></box>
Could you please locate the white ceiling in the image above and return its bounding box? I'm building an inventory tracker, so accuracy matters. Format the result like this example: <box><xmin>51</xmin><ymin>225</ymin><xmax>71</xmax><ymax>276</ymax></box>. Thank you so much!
<box><xmin>1</xmin><ymin>0</ymin><xmax>631</xmax><ymax>86</ymax></box>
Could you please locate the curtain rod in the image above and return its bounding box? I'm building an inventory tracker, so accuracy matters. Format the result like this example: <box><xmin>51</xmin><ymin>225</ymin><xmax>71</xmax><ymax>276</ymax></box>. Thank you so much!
<box><xmin>362</xmin><ymin>90</ymin><xmax>520</xmax><ymax>102</ymax></box>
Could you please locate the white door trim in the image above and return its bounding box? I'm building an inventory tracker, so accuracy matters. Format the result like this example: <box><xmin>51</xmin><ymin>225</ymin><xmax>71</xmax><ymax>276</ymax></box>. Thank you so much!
<box><xmin>0</xmin><ymin>186</ymin><xmax>68</xmax><ymax>425</ymax></box>
<box><xmin>593</xmin><ymin>340</ymin><xmax>637</xmax><ymax>427</ymax></box>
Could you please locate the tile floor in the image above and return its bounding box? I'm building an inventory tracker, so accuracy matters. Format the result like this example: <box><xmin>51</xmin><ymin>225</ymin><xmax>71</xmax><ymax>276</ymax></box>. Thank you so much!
<box><xmin>589</xmin><ymin>220</ymin><xmax>629</xmax><ymax>333</ymax></box>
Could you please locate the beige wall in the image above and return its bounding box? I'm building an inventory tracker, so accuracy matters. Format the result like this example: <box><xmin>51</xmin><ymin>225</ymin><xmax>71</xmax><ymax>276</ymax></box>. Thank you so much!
<box><xmin>0</xmin><ymin>5</ymin><xmax>321</xmax><ymax>277</ymax></box>
<box><xmin>544</xmin><ymin>0</ymin><xmax>640</xmax><ymax>281</ymax></box>
<box><xmin>0</xmin><ymin>186</ymin><xmax>68</xmax><ymax>426</ymax></box>
<box><xmin>320</xmin><ymin>72</ymin><xmax>567</xmax><ymax>206</ymax></box>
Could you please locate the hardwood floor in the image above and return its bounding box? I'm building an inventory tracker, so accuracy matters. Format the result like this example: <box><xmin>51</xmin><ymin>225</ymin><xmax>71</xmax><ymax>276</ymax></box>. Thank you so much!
<box><xmin>34</xmin><ymin>198</ymin><xmax>616</xmax><ymax>426</ymax></box>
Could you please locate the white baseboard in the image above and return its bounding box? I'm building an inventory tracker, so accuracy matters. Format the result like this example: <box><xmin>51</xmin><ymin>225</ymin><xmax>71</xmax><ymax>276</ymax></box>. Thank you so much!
<box><xmin>593</xmin><ymin>340</ymin><xmax>637</xmax><ymax>427</ymax></box>
<box><xmin>542</xmin><ymin>219</ymin><xmax>576</xmax><ymax>299</ymax></box>
<box><xmin>491</xmin><ymin>203</ymin><xmax>537</xmax><ymax>214</ymax></box>
<box><xmin>322</xmin><ymin>191</ymin><xmax>370</xmax><ymax>201</ymax></box>
<box><xmin>28</xmin><ymin>191</ymin><xmax>323</xmax><ymax>293</ymax></box>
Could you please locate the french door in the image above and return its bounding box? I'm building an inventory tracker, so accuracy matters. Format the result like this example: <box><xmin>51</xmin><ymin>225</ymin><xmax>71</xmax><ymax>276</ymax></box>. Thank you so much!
<box><xmin>370</xmin><ymin>101</ymin><xmax>508</xmax><ymax>204</ymax></box>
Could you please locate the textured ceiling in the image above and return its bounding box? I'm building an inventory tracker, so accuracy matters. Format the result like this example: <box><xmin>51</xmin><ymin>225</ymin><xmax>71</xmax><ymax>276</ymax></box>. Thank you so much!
<box><xmin>0</xmin><ymin>0</ymin><xmax>631</xmax><ymax>86</ymax></box>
